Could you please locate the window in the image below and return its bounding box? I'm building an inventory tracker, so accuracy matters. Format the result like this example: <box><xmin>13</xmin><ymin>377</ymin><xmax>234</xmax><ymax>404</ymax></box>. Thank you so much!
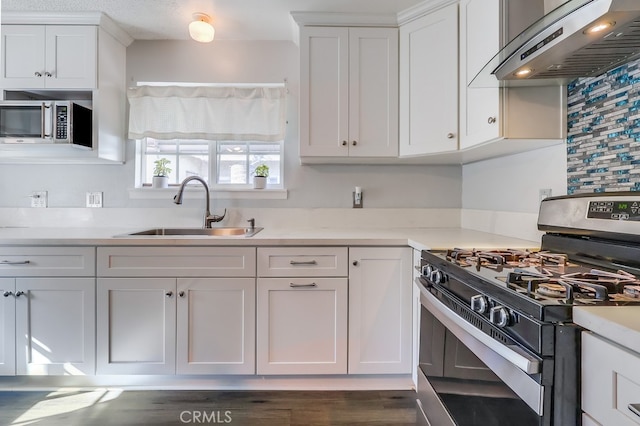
<box><xmin>140</xmin><ymin>138</ymin><xmax>282</xmax><ymax>187</ymax></box>
<box><xmin>128</xmin><ymin>83</ymin><xmax>286</xmax><ymax>190</ymax></box>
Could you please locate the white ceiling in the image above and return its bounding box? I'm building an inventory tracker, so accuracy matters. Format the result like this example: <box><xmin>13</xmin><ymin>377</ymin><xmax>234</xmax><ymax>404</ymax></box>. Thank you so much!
<box><xmin>1</xmin><ymin>0</ymin><xmax>424</xmax><ymax>41</ymax></box>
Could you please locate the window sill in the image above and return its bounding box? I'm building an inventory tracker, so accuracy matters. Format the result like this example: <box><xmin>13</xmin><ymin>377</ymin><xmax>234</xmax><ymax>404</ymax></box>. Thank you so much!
<box><xmin>128</xmin><ymin>188</ymin><xmax>288</xmax><ymax>200</ymax></box>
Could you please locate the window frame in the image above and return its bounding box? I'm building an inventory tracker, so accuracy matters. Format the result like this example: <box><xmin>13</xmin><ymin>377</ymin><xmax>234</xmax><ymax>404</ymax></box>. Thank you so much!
<box><xmin>136</xmin><ymin>138</ymin><xmax>284</xmax><ymax>190</ymax></box>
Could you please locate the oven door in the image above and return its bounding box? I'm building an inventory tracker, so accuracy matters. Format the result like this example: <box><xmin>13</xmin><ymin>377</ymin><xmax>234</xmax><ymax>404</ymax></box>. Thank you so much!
<box><xmin>416</xmin><ymin>279</ymin><xmax>548</xmax><ymax>426</ymax></box>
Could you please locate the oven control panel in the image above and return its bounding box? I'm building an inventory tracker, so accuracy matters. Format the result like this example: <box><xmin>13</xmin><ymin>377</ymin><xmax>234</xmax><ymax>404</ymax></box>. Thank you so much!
<box><xmin>587</xmin><ymin>200</ymin><xmax>640</xmax><ymax>221</ymax></box>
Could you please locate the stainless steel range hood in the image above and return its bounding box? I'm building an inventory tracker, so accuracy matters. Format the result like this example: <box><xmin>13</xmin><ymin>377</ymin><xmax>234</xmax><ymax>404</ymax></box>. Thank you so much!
<box><xmin>471</xmin><ymin>0</ymin><xmax>640</xmax><ymax>87</ymax></box>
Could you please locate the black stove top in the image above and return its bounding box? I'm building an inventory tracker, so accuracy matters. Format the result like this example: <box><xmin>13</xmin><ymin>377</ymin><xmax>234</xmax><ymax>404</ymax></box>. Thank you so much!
<box><xmin>433</xmin><ymin>248</ymin><xmax>640</xmax><ymax>306</ymax></box>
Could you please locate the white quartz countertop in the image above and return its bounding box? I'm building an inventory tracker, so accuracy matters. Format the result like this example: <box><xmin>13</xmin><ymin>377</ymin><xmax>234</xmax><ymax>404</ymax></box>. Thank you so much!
<box><xmin>0</xmin><ymin>226</ymin><xmax>539</xmax><ymax>250</ymax></box>
<box><xmin>574</xmin><ymin>306</ymin><xmax>640</xmax><ymax>354</ymax></box>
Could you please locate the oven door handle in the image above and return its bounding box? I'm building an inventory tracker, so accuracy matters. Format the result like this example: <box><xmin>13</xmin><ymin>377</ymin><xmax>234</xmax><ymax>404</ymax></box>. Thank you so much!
<box><xmin>419</xmin><ymin>283</ymin><xmax>540</xmax><ymax>374</ymax></box>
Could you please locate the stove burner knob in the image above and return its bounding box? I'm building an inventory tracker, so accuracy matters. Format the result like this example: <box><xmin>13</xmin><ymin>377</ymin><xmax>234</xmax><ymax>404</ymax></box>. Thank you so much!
<box><xmin>470</xmin><ymin>295</ymin><xmax>489</xmax><ymax>314</ymax></box>
<box><xmin>489</xmin><ymin>306</ymin><xmax>511</xmax><ymax>328</ymax></box>
<box><xmin>422</xmin><ymin>264</ymin><xmax>435</xmax><ymax>277</ymax></box>
<box><xmin>431</xmin><ymin>270</ymin><xmax>447</xmax><ymax>285</ymax></box>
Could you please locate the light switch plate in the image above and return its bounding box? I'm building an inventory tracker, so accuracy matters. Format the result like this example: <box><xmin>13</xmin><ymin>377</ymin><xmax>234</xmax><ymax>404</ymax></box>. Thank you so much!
<box><xmin>86</xmin><ymin>192</ymin><xmax>103</xmax><ymax>208</ymax></box>
<box><xmin>31</xmin><ymin>191</ymin><xmax>47</xmax><ymax>208</ymax></box>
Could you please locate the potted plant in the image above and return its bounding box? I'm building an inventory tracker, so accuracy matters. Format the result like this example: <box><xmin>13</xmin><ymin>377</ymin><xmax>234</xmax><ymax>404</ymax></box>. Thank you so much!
<box><xmin>152</xmin><ymin>158</ymin><xmax>172</xmax><ymax>188</ymax></box>
<box><xmin>253</xmin><ymin>164</ymin><xmax>269</xmax><ymax>189</ymax></box>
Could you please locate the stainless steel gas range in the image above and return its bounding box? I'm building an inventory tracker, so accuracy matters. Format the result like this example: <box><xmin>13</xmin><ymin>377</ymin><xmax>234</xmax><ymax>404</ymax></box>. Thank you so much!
<box><xmin>416</xmin><ymin>192</ymin><xmax>640</xmax><ymax>426</ymax></box>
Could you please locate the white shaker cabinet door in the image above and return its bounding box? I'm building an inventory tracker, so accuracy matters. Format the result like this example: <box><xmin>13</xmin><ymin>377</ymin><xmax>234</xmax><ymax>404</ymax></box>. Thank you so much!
<box><xmin>97</xmin><ymin>278</ymin><xmax>176</xmax><ymax>375</ymax></box>
<box><xmin>256</xmin><ymin>277</ymin><xmax>348</xmax><ymax>375</ymax></box>
<box><xmin>176</xmin><ymin>278</ymin><xmax>255</xmax><ymax>375</ymax></box>
<box><xmin>300</xmin><ymin>26</ymin><xmax>350</xmax><ymax>157</ymax></box>
<box><xmin>349</xmin><ymin>247</ymin><xmax>413</xmax><ymax>374</ymax></box>
<box><xmin>15</xmin><ymin>277</ymin><xmax>95</xmax><ymax>375</ymax></box>
<box><xmin>399</xmin><ymin>4</ymin><xmax>459</xmax><ymax>156</ymax></box>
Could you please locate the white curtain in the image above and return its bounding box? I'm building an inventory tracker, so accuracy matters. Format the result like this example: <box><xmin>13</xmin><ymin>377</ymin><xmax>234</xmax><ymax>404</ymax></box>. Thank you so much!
<box><xmin>127</xmin><ymin>85</ymin><xmax>286</xmax><ymax>141</ymax></box>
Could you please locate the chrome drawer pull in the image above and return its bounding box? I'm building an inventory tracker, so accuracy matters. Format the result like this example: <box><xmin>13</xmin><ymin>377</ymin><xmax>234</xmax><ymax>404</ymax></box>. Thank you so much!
<box><xmin>3</xmin><ymin>291</ymin><xmax>13</xmax><ymax>297</ymax></box>
<box><xmin>289</xmin><ymin>283</ymin><xmax>317</xmax><ymax>288</ymax></box>
<box><xmin>289</xmin><ymin>260</ymin><xmax>317</xmax><ymax>265</ymax></box>
<box><xmin>0</xmin><ymin>260</ymin><xmax>30</xmax><ymax>265</ymax></box>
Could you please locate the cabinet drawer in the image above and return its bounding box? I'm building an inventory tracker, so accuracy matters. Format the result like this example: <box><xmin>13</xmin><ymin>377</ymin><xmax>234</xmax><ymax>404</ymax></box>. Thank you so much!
<box><xmin>0</xmin><ymin>247</ymin><xmax>95</xmax><ymax>277</ymax></box>
<box><xmin>582</xmin><ymin>332</ymin><xmax>640</xmax><ymax>425</ymax></box>
<box><xmin>98</xmin><ymin>247</ymin><xmax>256</xmax><ymax>277</ymax></box>
<box><xmin>257</xmin><ymin>247</ymin><xmax>348</xmax><ymax>277</ymax></box>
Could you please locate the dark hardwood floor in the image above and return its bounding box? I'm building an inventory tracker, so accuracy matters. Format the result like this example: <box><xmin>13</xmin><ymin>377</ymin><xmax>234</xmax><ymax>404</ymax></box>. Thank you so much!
<box><xmin>0</xmin><ymin>389</ymin><xmax>417</xmax><ymax>426</ymax></box>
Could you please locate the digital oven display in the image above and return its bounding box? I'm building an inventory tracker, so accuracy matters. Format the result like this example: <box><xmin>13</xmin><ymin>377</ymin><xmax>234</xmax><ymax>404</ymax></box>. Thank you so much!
<box><xmin>587</xmin><ymin>200</ymin><xmax>640</xmax><ymax>220</ymax></box>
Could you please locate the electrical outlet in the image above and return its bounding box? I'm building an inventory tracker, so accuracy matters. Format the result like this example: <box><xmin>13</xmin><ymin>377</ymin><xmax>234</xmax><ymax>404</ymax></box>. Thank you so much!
<box><xmin>86</xmin><ymin>192</ymin><xmax>103</xmax><ymax>208</ymax></box>
<box><xmin>539</xmin><ymin>188</ymin><xmax>552</xmax><ymax>202</ymax></box>
<box><xmin>31</xmin><ymin>191</ymin><xmax>48</xmax><ymax>208</ymax></box>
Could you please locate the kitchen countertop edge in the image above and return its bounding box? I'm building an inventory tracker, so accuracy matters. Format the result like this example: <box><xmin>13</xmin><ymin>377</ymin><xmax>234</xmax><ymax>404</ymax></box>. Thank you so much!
<box><xmin>574</xmin><ymin>306</ymin><xmax>640</xmax><ymax>354</ymax></box>
<box><xmin>0</xmin><ymin>226</ymin><xmax>540</xmax><ymax>251</ymax></box>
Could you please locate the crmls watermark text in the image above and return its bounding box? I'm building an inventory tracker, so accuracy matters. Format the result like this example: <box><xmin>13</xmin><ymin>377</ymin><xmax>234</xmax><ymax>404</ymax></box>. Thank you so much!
<box><xmin>180</xmin><ymin>410</ymin><xmax>233</xmax><ymax>424</ymax></box>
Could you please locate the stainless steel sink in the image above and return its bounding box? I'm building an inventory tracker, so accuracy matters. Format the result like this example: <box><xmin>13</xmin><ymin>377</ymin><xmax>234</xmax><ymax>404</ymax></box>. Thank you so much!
<box><xmin>118</xmin><ymin>227</ymin><xmax>263</xmax><ymax>238</ymax></box>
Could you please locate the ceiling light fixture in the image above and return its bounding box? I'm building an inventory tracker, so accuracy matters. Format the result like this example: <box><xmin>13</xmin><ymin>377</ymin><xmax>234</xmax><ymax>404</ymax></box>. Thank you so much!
<box><xmin>189</xmin><ymin>13</ymin><xmax>215</xmax><ymax>43</ymax></box>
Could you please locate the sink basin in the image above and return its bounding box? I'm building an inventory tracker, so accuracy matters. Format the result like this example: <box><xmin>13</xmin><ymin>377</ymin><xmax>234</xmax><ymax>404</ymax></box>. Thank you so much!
<box><xmin>119</xmin><ymin>227</ymin><xmax>263</xmax><ymax>238</ymax></box>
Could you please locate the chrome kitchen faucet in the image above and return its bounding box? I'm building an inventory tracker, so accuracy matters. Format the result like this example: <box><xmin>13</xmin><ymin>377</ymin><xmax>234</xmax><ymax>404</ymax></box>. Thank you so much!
<box><xmin>173</xmin><ymin>176</ymin><xmax>226</xmax><ymax>228</ymax></box>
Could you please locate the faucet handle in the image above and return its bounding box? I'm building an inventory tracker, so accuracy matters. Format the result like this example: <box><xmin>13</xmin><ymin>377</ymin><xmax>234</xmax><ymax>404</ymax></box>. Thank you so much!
<box><xmin>247</xmin><ymin>218</ymin><xmax>255</xmax><ymax>230</ymax></box>
<box><xmin>205</xmin><ymin>209</ymin><xmax>227</xmax><ymax>227</ymax></box>
<box><xmin>210</xmin><ymin>209</ymin><xmax>227</xmax><ymax>223</ymax></box>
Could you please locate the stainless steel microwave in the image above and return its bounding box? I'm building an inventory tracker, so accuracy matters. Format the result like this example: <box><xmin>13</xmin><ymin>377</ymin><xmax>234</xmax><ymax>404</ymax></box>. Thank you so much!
<box><xmin>0</xmin><ymin>100</ymin><xmax>92</xmax><ymax>148</ymax></box>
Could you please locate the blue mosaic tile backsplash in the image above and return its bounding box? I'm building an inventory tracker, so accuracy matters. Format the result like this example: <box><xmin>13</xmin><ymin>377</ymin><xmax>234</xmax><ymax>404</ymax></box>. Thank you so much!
<box><xmin>566</xmin><ymin>58</ymin><xmax>640</xmax><ymax>194</ymax></box>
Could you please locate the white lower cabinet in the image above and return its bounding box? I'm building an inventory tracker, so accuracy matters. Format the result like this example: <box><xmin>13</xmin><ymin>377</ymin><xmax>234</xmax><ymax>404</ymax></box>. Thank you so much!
<box><xmin>97</xmin><ymin>278</ymin><xmax>176</xmax><ymax>375</ymax></box>
<box><xmin>348</xmin><ymin>247</ymin><xmax>413</xmax><ymax>374</ymax></box>
<box><xmin>1</xmin><ymin>278</ymin><xmax>95</xmax><ymax>376</ymax></box>
<box><xmin>16</xmin><ymin>278</ymin><xmax>95</xmax><ymax>376</ymax></box>
<box><xmin>176</xmin><ymin>278</ymin><xmax>255</xmax><ymax>375</ymax></box>
<box><xmin>96</xmin><ymin>246</ymin><xmax>256</xmax><ymax>375</ymax></box>
<box><xmin>0</xmin><ymin>247</ymin><xmax>96</xmax><ymax>376</ymax></box>
<box><xmin>256</xmin><ymin>277</ymin><xmax>348</xmax><ymax>375</ymax></box>
<box><xmin>256</xmin><ymin>247</ymin><xmax>349</xmax><ymax>375</ymax></box>
<box><xmin>97</xmin><ymin>277</ymin><xmax>255</xmax><ymax>375</ymax></box>
<box><xmin>582</xmin><ymin>332</ymin><xmax>640</xmax><ymax>426</ymax></box>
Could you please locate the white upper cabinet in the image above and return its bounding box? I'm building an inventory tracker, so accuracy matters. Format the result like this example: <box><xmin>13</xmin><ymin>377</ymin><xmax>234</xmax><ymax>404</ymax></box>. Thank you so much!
<box><xmin>399</xmin><ymin>3</ymin><xmax>459</xmax><ymax>157</ymax></box>
<box><xmin>1</xmin><ymin>25</ymin><xmax>97</xmax><ymax>90</ymax></box>
<box><xmin>459</xmin><ymin>0</ymin><xmax>565</xmax><ymax>150</ymax></box>
<box><xmin>299</xmin><ymin>26</ymin><xmax>399</xmax><ymax>161</ymax></box>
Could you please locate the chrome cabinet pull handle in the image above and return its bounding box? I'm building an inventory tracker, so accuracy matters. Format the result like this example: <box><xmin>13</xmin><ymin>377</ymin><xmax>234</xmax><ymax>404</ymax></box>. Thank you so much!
<box><xmin>0</xmin><ymin>260</ymin><xmax>30</xmax><ymax>265</ymax></box>
<box><xmin>166</xmin><ymin>291</ymin><xmax>173</xmax><ymax>297</ymax></box>
<box><xmin>45</xmin><ymin>72</ymin><xmax>53</xmax><ymax>78</ymax></box>
<box><xmin>352</xmin><ymin>140</ymin><xmax>357</xmax><ymax>146</ymax></box>
<box><xmin>3</xmin><ymin>291</ymin><xmax>13</xmax><ymax>297</ymax></box>
<box><xmin>289</xmin><ymin>283</ymin><xmax>317</xmax><ymax>288</ymax></box>
<box><xmin>15</xmin><ymin>291</ymin><xmax>25</xmax><ymax>297</ymax></box>
<box><xmin>487</xmin><ymin>116</ymin><xmax>497</xmax><ymax>124</ymax></box>
<box><xmin>342</xmin><ymin>140</ymin><xmax>347</xmax><ymax>146</ymax></box>
<box><xmin>447</xmin><ymin>133</ymin><xmax>455</xmax><ymax>139</ymax></box>
<box><xmin>179</xmin><ymin>291</ymin><xmax>185</xmax><ymax>298</ymax></box>
<box><xmin>352</xmin><ymin>260</ymin><xmax>358</xmax><ymax>266</ymax></box>
<box><xmin>34</xmin><ymin>71</ymin><xmax>43</xmax><ymax>77</ymax></box>
<box><xmin>289</xmin><ymin>260</ymin><xmax>317</xmax><ymax>265</ymax></box>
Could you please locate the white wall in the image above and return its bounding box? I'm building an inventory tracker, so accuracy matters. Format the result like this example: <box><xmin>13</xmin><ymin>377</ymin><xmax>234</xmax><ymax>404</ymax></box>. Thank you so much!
<box><xmin>461</xmin><ymin>144</ymin><xmax>567</xmax><ymax>241</ymax></box>
<box><xmin>0</xmin><ymin>40</ymin><xmax>462</xmax><ymax>210</ymax></box>
<box><xmin>462</xmin><ymin>144</ymin><xmax>567</xmax><ymax>213</ymax></box>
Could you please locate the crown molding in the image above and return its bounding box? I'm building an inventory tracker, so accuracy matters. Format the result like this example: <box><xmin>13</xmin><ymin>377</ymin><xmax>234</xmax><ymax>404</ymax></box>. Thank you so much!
<box><xmin>397</xmin><ymin>0</ymin><xmax>458</xmax><ymax>26</ymax></box>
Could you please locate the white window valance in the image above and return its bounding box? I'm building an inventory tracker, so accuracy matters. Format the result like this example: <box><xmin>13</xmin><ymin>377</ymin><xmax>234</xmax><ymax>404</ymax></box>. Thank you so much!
<box><xmin>127</xmin><ymin>85</ymin><xmax>286</xmax><ymax>141</ymax></box>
